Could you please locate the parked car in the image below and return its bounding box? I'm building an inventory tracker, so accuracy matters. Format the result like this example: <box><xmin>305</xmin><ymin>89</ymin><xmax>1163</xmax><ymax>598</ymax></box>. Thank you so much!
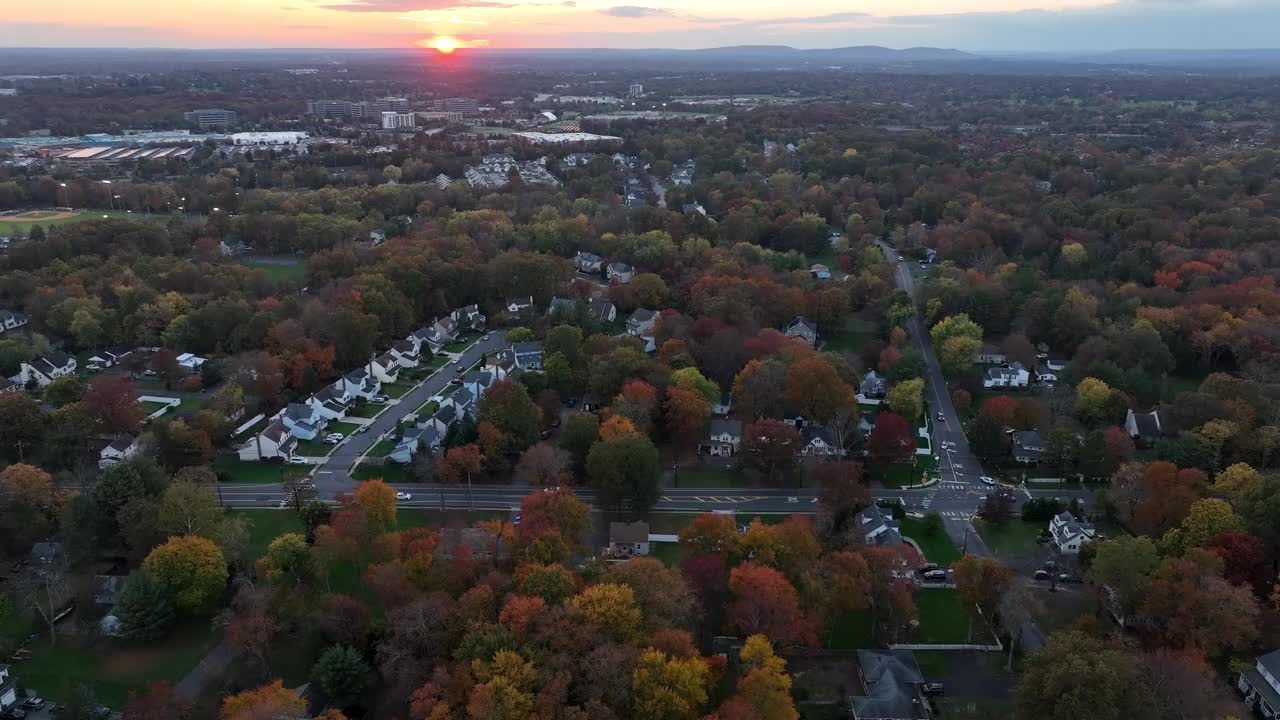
<box><xmin>917</xmin><ymin>563</ymin><xmax>940</xmax><ymax>574</ymax></box>
<box><xmin>142</xmin><ymin>369</ymin><xmax>158</xmax><ymax>377</ymax></box>
<box><xmin>564</xmin><ymin>398</ymin><xmax>577</xmax><ymax>407</ymax></box>
<box><xmin>288</xmin><ymin>457</ymin><xmax>308</xmax><ymax>465</ymax></box>
<box><xmin>923</xmin><ymin>683</ymin><xmax>945</xmax><ymax>696</ymax></box>
<box><xmin>936</xmin><ymin>412</ymin><xmax>945</xmax><ymax>422</ymax></box>
<box><xmin>922</xmin><ymin>569</ymin><xmax>948</xmax><ymax>581</ymax></box>
<box><xmin>355</xmin><ymin>425</ymin><xmax>370</xmax><ymax>434</ymax></box>
<box><xmin>6</xmin><ymin>708</ymin><xmax>28</xmax><ymax>720</ymax></box>
<box><xmin>24</xmin><ymin>698</ymin><xmax>46</xmax><ymax>710</ymax></box>
<box><xmin>370</xmin><ymin>396</ymin><xmax>389</xmax><ymax>405</ymax></box>
<box><xmin>897</xmin><ymin>255</ymin><xmax>905</xmax><ymax>261</ymax></box>
<box><xmin>395</xmin><ymin>492</ymin><xmax>412</xmax><ymax>500</ymax></box>
<box><xmin>482</xmin><ymin>333</ymin><xmax>491</xmax><ymax>340</ymax></box>
<box><xmin>1033</xmin><ymin>569</ymin><xmax>1051</xmax><ymax>581</ymax></box>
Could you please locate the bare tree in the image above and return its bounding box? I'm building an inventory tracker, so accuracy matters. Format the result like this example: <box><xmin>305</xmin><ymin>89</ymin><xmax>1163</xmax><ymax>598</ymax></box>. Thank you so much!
<box><xmin>998</xmin><ymin>583</ymin><xmax>1041</xmax><ymax>670</ymax></box>
<box><xmin>16</xmin><ymin>560</ymin><xmax>71</xmax><ymax>644</ymax></box>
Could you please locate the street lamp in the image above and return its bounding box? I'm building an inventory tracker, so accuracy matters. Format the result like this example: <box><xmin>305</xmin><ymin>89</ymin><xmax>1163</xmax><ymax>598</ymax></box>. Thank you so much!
<box><xmin>100</xmin><ymin>180</ymin><xmax>113</xmax><ymax>210</ymax></box>
<box><xmin>58</xmin><ymin>182</ymin><xmax>69</xmax><ymax>208</ymax></box>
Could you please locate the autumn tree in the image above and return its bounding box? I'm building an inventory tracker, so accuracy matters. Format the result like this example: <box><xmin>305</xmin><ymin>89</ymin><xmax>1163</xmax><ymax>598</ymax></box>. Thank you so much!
<box><xmin>312</xmin><ymin>644</ymin><xmax>370</xmax><ymax>707</ymax></box>
<box><xmin>631</xmin><ymin>648</ymin><xmax>711</xmax><ymax>720</ymax></box>
<box><xmin>260</xmin><ymin>533</ymin><xmax>316</xmax><ymax>587</ymax></box>
<box><xmin>733</xmin><ymin>359</ymin><xmax>787</xmax><ymax>420</ymax></box>
<box><xmin>515</xmin><ymin>443</ymin><xmax>569</xmax><ymax>487</ymax></box>
<box><xmin>600</xmin><ymin>414</ymin><xmax>640</xmax><ymax>440</ymax></box>
<box><xmin>604</xmin><ymin>557</ymin><xmax>698</xmax><ymax>632</ymax></box>
<box><xmin>664</xmin><ymin>385</ymin><xmax>711</xmax><ymax>453</ymax></box>
<box><xmin>477</xmin><ymin>379</ymin><xmax>542</xmax><ymax>455</ymax></box>
<box><xmin>953</xmin><ymin>556</ymin><xmax>1014</xmax><ymax>641</ymax></box>
<box><xmin>436</xmin><ymin>444</ymin><xmax>484</xmax><ymax>510</ymax></box>
<box><xmin>727</xmin><ymin>563</ymin><xmax>816</xmax><ymax>647</ymax></box>
<box><xmin>721</xmin><ymin>634</ymin><xmax>798</xmax><ymax>720</ymax></box>
<box><xmin>815</xmin><ymin>461</ymin><xmax>870</xmax><ymax>535</ymax></box>
<box><xmin>142</xmin><ymin>535</ymin><xmax>228</xmax><ymax>614</ymax></box>
<box><xmin>739</xmin><ymin>419</ymin><xmax>803</xmax><ymax>483</ymax></box>
<box><xmin>0</xmin><ymin>463</ymin><xmax>58</xmax><ymax>551</ymax></box>
<box><xmin>1158</xmin><ymin>498</ymin><xmax>1242</xmax><ymax>555</ymax></box>
<box><xmin>84</xmin><ymin>374</ymin><xmax>142</xmax><ymax>434</ymax></box>
<box><xmin>784</xmin><ymin>355</ymin><xmax>856</xmax><ymax>424</ymax></box>
<box><xmin>220</xmin><ymin>680</ymin><xmax>306</xmax><ymax>720</ymax></box>
<box><xmin>353</xmin><ymin>479</ymin><xmax>398</xmax><ymax>531</ymax></box>
<box><xmin>571</xmin><ymin>583</ymin><xmax>643</xmax><ymax>642</ymax></box>
<box><xmin>1138</xmin><ymin>548</ymin><xmax>1259</xmax><ymax>657</ymax></box>
<box><xmin>867</xmin><ymin>412</ymin><xmax>914</xmax><ymax>464</ymax></box>
<box><xmin>885</xmin><ymin>378</ymin><xmax>924</xmax><ymax>425</ymax></box>
<box><xmin>1087</xmin><ymin>535</ymin><xmax>1160</xmax><ymax>621</ymax></box>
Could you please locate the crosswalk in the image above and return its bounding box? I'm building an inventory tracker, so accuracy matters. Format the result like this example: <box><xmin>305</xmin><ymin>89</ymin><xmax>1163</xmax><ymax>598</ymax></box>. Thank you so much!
<box><xmin>658</xmin><ymin>495</ymin><xmax>772</xmax><ymax>503</ymax></box>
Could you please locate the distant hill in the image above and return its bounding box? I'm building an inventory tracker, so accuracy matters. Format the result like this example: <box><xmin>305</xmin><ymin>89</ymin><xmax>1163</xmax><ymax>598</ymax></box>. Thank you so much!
<box><xmin>691</xmin><ymin>45</ymin><xmax>979</xmax><ymax>62</ymax></box>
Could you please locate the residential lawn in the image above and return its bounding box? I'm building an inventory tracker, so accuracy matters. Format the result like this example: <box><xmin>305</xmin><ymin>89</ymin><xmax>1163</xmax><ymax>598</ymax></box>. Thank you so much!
<box><xmin>329</xmin><ymin>420</ymin><xmax>362</xmax><ymax>435</ymax></box>
<box><xmin>239</xmin><ymin>259</ymin><xmax>306</xmax><ymax>285</ymax></box>
<box><xmin>824</xmin><ymin>316</ymin><xmax>876</xmax><ymax>353</ymax></box>
<box><xmin>912</xmin><ymin>650</ymin><xmax>950</xmax><ymax>678</ymax></box>
<box><xmin>915</xmin><ymin>588</ymin><xmax>972</xmax><ymax>644</ymax></box>
<box><xmin>415</xmin><ymin>399</ymin><xmax>440</xmax><ymax>415</ymax></box>
<box><xmin>383</xmin><ymin>382</ymin><xmax>414</xmax><ymax>399</ymax></box>
<box><xmin>293</xmin><ymin>438</ymin><xmax>334</xmax><ymax>457</ymax></box>
<box><xmin>18</xmin><ymin>621</ymin><xmax>219</xmax><ymax>708</ymax></box>
<box><xmin>427</xmin><ymin>355</ymin><xmax>450</xmax><ymax>368</ymax></box>
<box><xmin>898</xmin><ymin>516</ymin><xmax>961</xmax><ymax>565</ymax></box>
<box><xmin>650</xmin><ymin>542</ymin><xmax>682</xmax><ymax>567</ymax></box>
<box><xmin>176</xmin><ymin>396</ymin><xmax>209</xmax><ymax>414</ymax></box>
<box><xmin>214</xmin><ymin>456</ymin><xmax>310</xmax><ymax>483</ymax></box>
<box><xmin>736</xmin><ymin>513</ymin><xmax>787</xmax><ymax>526</ymax></box>
<box><xmin>352</xmin><ymin>462</ymin><xmax>412</xmax><ymax>483</ymax></box>
<box><xmin>646</xmin><ymin>512</ymin><xmax>700</xmax><ymax>534</ymax></box>
<box><xmin>367</xmin><ymin>439</ymin><xmax>397</xmax><ymax>457</ymax></box>
<box><xmin>234</xmin><ymin>508</ymin><xmax>307</xmax><ymax>559</ymax></box>
<box><xmin>798</xmin><ymin>704</ymin><xmax>845</xmax><ymax>720</ymax></box>
<box><xmin>675</xmin><ymin>465</ymin><xmax>739</xmax><ymax>488</ymax></box>
<box><xmin>869</xmin><ymin>460</ymin><xmax>925</xmax><ymax>488</ymax></box>
<box><xmin>974</xmin><ymin>519</ymin><xmax>1044</xmax><ymax>559</ymax></box>
<box><xmin>443</xmin><ymin>341</ymin><xmax>469</xmax><ymax>353</ymax></box>
<box><xmin>349</xmin><ymin>401</ymin><xmax>384</xmax><ymax>418</ymax></box>
<box><xmin>822</xmin><ymin>609</ymin><xmax>873</xmax><ymax>651</ymax></box>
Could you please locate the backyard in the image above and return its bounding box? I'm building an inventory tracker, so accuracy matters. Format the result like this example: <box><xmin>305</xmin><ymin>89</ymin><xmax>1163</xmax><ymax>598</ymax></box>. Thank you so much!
<box><xmin>974</xmin><ymin>519</ymin><xmax>1044</xmax><ymax>559</ymax></box>
<box><xmin>824</xmin><ymin>316</ymin><xmax>876</xmax><ymax>354</ymax></box>
<box><xmin>914</xmin><ymin>588</ymin><xmax>974</xmax><ymax>644</ymax></box>
<box><xmin>238</xmin><ymin>259</ymin><xmax>306</xmax><ymax>286</ymax></box>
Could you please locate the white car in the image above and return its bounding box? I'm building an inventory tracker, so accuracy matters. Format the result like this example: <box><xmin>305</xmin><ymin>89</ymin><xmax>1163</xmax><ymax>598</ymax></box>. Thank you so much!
<box><xmin>937</xmin><ymin>412</ymin><xmax>946</xmax><ymax>422</ymax></box>
<box><xmin>288</xmin><ymin>457</ymin><xmax>308</xmax><ymax>465</ymax></box>
<box><xmin>897</xmin><ymin>255</ymin><xmax>905</xmax><ymax>261</ymax></box>
<box><xmin>979</xmin><ymin>476</ymin><xmax>995</xmax><ymax>485</ymax></box>
<box><xmin>395</xmin><ymin>491</ymin><xmax>412</xmax><ymax>500</ymax></box>
<box><xmin>370</xmin><ymin>396</ymin><xmax>389</xmax><ymax>405</ymax></box>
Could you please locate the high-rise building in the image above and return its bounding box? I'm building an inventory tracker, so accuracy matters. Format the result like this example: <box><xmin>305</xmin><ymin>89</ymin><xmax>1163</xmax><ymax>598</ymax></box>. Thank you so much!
<box><xmin>307</xmin><ymin>100</ymin><xmax>357</xmax><ymax>118</ymax></box>
<box><xmin>433</xmin><ymin>97</ymin><xmax>480</xmax><ymax>114</ymax></box>
<box><xmin>629</xmin><ymin>83</ymin><xmax>644</xmax><ymax>98</ymax></box>
<box><xmin>381</xmin><ymin>111</ymin><xmax>416</xmax><ymax>130</ymax></box>
<box><xmin>183</xmin><ymin>109</ymin><xmax>237</xmax><ymax>131</ymax></box>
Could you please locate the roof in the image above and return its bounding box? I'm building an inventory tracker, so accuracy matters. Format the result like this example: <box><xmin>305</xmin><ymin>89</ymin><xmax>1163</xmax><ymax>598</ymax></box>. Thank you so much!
<box><xmin>608</xmin><ymin>261</ymin><xmax>634</xmax><ymax>272</ymax></box>
<box><xmin>857</xmin><ymin>505</ymin><xmax>903</xmax><ymax>546</ymax></box>
<box><xmin>851</xmin><ymin>650</ymin><xmax>927</xmax><ymax>720</ymax></box>
<box><xmin>284</xmin><ymin>403</ymin><xmax>313</xmax><ymax>421</ymax></box>
<box><xmin>1131</xmin><ymin>409</ymin><xmax>1161</xmax><ymax>437</ymax></box>
<box><xmin>105</xmin><ymin>436</ymin><xmax>136</xmax><ymax>453</ymax></box>
<box><xmin>576</xmin><ymin>251</ymin><xmax>603</xmax><ymax>262</ymax></box>
<box><xmin>589</xmin><ymin>299</ymin><xmax>615</xmax><ymax>321</ymax></box>
<box><xmin>262</xmin><ymin>419</ymin><xmax>292</xmax><ymax>444</ymax></box>
<box><xmin>610</xmin><ymin>521</ymin><xmax>649</xmax><ymax>544</ymax></box>
<box><xmin>628</xmin><ymin>308</ymin><xmax>657</xmax><ymax>323</ymax></box>
<box><xmin>1012</xmin><ymin>430</ymin><xmax>1044</xmax><ymax>448</ymax></box>
<box><xmin>392</xmin><ymin>339</ymin><xmax>416</xmax><ymax>354</ymax></box>
<box><xmin>43</xmin><ymin>351</ymin><xmax>74</xmax><ymax>369</ymax></box>
<box><xmin>30</xmin><ymin>542</ymin><xmax>63</xmax><ymax>564</ymax></box>
<box><xmin>1258</xmin><ymin>650</ymin><xmax>1280</xmax><ymax>683</ymax></box>
<box><xmin>709</xmin><ymin>418</ymin><xmax>742</xmax><ymax>437</ymax></box>
<box><xmin>803</xmin><ymin>424</ymin><xmax>836</xmax><ymax>445</ymax></box>
<box><xmin>94</xmin><ymin>575</ymin><xmax>125</xmax><ymax>605</ymax></box>
<box><xmin>787</xmin><ymin>316</ymin><xmax>817</xmax><ymax>333</ymax></box>
<box><xmin>512</xmin><ymin>341</ymin><xmax>543</xmax><ymax>356</ymax></box>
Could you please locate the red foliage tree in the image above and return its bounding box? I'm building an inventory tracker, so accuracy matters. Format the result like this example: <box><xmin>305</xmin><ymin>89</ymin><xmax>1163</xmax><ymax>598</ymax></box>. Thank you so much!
<box><xmin>867</xmin><ymin>412</ymin><xmax>914</xmax><ymax>464</ymax></box>
<box><xmin>83</xmin><ymin>375</ymin><xmax>142</xmax><ymax>433</ymax></box>
<box><xmin>727</xmin><ymin>563</ymin><xmax>817</xmax><ymax>647</ymax></box>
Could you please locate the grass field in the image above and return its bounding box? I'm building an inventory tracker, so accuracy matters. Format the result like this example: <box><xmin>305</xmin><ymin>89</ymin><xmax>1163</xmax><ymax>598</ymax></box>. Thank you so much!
<box><xmin>239</xmin><ymin>259</ymin><xmax>306</xmax><ymax>285</ymax></box>
<box><xmin>18</xmin><ymin>621</ymin><xmax>219</xmax><ymax>707</ymax></box>
<box><xmin>329</xmin><ymin>420</ymin><xmax>362</xmax><ymax>435</ymax></box>
<box><xmin>349</xmin><ymin>401</ymin><xmax>385</xmax><ymax>419</ymax></box>
<box><xmin>822</xmin><ymin>609</ymin><xmax>874</xmax><ymax>651</ymax></box>
<box><xmin>674</xmin><ymin>465</ymin><xmax>740</xmax><ymax>488</ymax></box>
<box><xmin>915</xmin><ymin>588</ymin><xmax>972</xmax><ymax>644</ymax></box>
<box><xmin>415</xmin><ymin>399</ymin><xmax>439</xmax><ymax>416</ymax></box>
<box><xmin>293</xmin><ymin>438</ymin><xmax>334</xmax><ymax>457</ymax></box>
<box><xmin>214</xmin><ymin>456</ymin><xmax>311</xmax><ymax>483</ymax></box>
<box><xmin>825</xmin><ymin>316</ymin><xmax>876</xmax><ymax>354</ymax></box>
<box><xmin>869</xmin><ymin>459</ymin><xmax>928</xmax><ymax>488</ymax></box>
<box><xmin>650</xmin><ymin>542</ymin><xmax>681</xmax><ymax>567</ymax></box>
<box><xmin>352</xmin><ymin>462</ymin><xmax>412</xmax><ymax>483</ymax></box>
<box><xmin>975</xmin><ymin>519</ymin><xmax>1044</xmax><ymax>559</ymax></box>
<box><xmin>0</xmin><ymin>209</ymin><xmax>133</xmax><ymax>234</ymax></box>
<box><xmin>899</xmin><ymin>516</ymin><xmax>961</xmax><ymax>565</ymax></box>
<box><xmin>139</xmin><ymin>400</ymin><xmax>172</xmax><ymax>416</ymax></box>
<box><xmin>367</xmin><ymin>439</ymin><xmax>397</xmax><ymax>457</ymax></box>
<box><xmin>382</xmin><ymin>381</ymin><xmax>414</xmax><ymax>399</ymax></box>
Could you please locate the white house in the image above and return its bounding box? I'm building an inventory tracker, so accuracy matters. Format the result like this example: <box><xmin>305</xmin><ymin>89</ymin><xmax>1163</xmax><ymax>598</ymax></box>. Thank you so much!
<box><xmin>389</xmin><ymin>428</ymin><xmax>427</xmax><ymax>464</ymax></box>
<box><xmin>711</xmin><ymin>392</ymin><xmax>733</xmax><ymax>417</ymax></box>
<box><xmin>19</xmin><ymin>352</ymin><xmax>77</xmax><ymax>387</ymax></box>
<box><xmin>87</xmin><ymin>346</ymin><xmax>133</xmax><ymax>369</ymax></box>
<box><xmin>983</xmin><ymin>362</ymin><xmax>1030</xmax><ymax>389</ymax></box>
<box><xmin>0</xmin><ymin>309</ymin><xmax>29</xmax><ymax>333</ymax></box>
<box><xmin>608</xmin><ymin>521</ymin><xmax>650</xmax><ymax>557</ymax></box>
<box><xmin>308</xmin><ymin>383</ymin><xmax>351</xmax><ymax>421</ymax></box>
<box><xmin>0</xmin><ymin>664</ymin><xmax>18</xmax><ymax>714</ymax></box>
<box><xmin>462</xmin><ymin>370</ymin><xmax>498</xmax><ymax>400</ymax></box>
<box><xmin>785</xmin><ymin>316</ymin><xmax>819</xmax><ymax>347</ymax></box>
<box><xmin>370</xmin><ymin>352</ymin><xmax>400</xmax><ymax>384</ymax></box>
<box><xmin>1011</xmin><ymin>430</ymin><xmax>1045</xmax><ymax>464</ymax></box>
<box><xmin>99</xmin><ymin>436</ymin><xmax>142</xmax><ymax>469</ymax></box>
<box><xmin>626</xmin><ymin>308</ymin><xmax>658</xmax><ymax>337</ymax></box>
<box><xmin>607</xmin><ymin>261</ymin><xmax>635</xmax><ymax>285</ymax></box>
<box><xmin>507</xmin><ymin>342</ymin><xmax>540</xmax><ymax>371</ymax></box>
<box><xmin>485</xmin><ymin>350</ymin><xmax>514</xmax><ymax>380</ymax></box>
<box><xmin>507</xmin><ymin>296</ymin><xmax>535</xmax><ymax>315</ymax></box>
<box><xmin>281</xmin><ymin>402</ymin><xmax>325</xmax><ymax>441</ymax></box>
<box><xmin>388</xmin><ymin>339</ymin><xmax>420</xmax><ymax>369</ymax></box>
<box><xmin>1237</xmin><ymin>649</ymin><xmax>1280</xmax><ymax>719</ymax></box>
<box><xmin>859</xmin><ymin>370</ymin><xmax>887</xmax><ymax>398</ymax></box>
<box><xmin>575</xmin><ymin>251</ymin><xmax>604</xmax><ymax>273</ymax></box>
<box><xmin>1048</xmin><ymin>511</ymin><xmax>1095</xmax><ymax>554</ymax></box>
<box><xmin>441</xmin><ymin>385</ymin><xmax>478</xmax><ymax>419</ymax></box>
<box><xmin>175</xmin><ymin>352</ymin><xmax>207</xmax><ymax>370</ymax></box>
<box><xmin>238</xmin><ymin>419</ymin><xmax>298</xmax><ymax>461</ymax></box>
<box><xmin>801</xmin><ymin>425</ymin><xmax>841</xmax><ymax>457</ymax></box>
<box><xmin>343</xmin><ymin>368</ymin><xmax>381</xmax><ymax>400</ymax></box>
<box><xmin>702</xmin><ymin>418</ymin><xmax>742</xmax><ymax>457</ymax></box>
<box><xmin>855</xmin><ymin>504</ymin><xmax>903</xmax><ymax>546</ymax></box>
<box><xmin>451</xmin><ymin>304</ymin><xmax>486</xmax><ymax>331</ymax></box>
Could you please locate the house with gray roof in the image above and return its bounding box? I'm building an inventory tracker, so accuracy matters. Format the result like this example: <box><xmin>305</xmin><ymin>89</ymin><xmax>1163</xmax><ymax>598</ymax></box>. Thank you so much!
<box><xmin>239</xmin><ymin>418</ymin><xmax>297</xmax><ymax>461</ymax></box>
<box><xmin>1011</xmin><ymin>430</ymin><xmax>1045</xmax><ymax>464</ymax></box>
<box><xmin>281</xmin><ymin>402</ymin><xmax>325</xmax><ymax>440</ymax></box>
<box><xmin>860</xmin><ymin>370</ymin><xmax>887</xmax><ymax>398</ymax></box>
<box><xmin>785</xmin><ymin>316</ymin><xmax>818</xmax><ymax>347</ymax></box>
<box><xmin>702</xmin><ymin>418</ymin><xmax>743</xmax><ymax>457</ymax></box>
<box><xmin>19</xmin><ymin>352</ymin><xmax>76</xmax><ymax>387</ymax></box>
<box><xmin>1238</xmin><ymin>649</ymin><xmax>1280</xmax><ymax>719</ymax></box>
<box><xmin>1049</xmin><ymin>511</ymin><xmax>1095</xmax><ymax>555</ymax></box>
<box><xmin>575</xmin><ymin>251</ymin><xmax>604</xmax><ymax>273</ymax></box>
<box><xmin>512</xmin><ymin>341</ymin><xmax>544</xmax><ymax>370</ymax></box>
<box><xmin>1125</xmin><ymin>408</ymin><xmax>1162</xmax><ymax>446</ymax></box>
<box><xmin>626</xmin><ymin>308</ymin><xmax>657</xmax><ymax>336</ymax></box>
<box><xmin>849</xmin><ymin>649</ymin><xmax>931</xmax><ymax>720</ymax></box>
<box><xmin>855</xmin><ymin>504</ymin><xmax>903</xmax><ymax>547</ymax></box>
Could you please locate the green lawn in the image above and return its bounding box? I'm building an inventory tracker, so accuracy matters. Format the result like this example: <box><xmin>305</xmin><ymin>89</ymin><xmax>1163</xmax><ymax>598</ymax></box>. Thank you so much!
<box><xmin>352</xmin><ymin>462</ymin><xmax>412</xmax><ymax>483</ymax></box>
<box><xmin>367</xmin><ymin>439</ymin><xmax>397</xmax><ymax>457</ymax></box>
<box><xmin>974</xmin><ymin>519</ymin><xmax>1044</xmax><ymax>559</ymax></box>
<box><xmin>329</xmin><ymin>420</ymin><xmax>362</xmax><ymax>435</ymax></box>
<box><xmin>822</xmin><ymin>609</ymin><xmax>873</xmax><ymax>651</ymax></box>
<box><xmin>869</xmin><ymin>460</ymin><xmax>926</xmax><ymax>488</ymax></box>
<box><xmin>915</xmin><ymin>588</ymin><xmax>972</xmax><ymax>644</ymax></box>
<box><xmin>349</xmin><ymin>402</ymin><xmax>384</xmax><ymax>419</ymax></box>
<box><xmin>214</xmin><ymin>456</ymin><xmax>310</xmax><ymax>484</ymax></box>
<box><xmin>18</xmin><ymin>621</ymin><xmax>219</xmax><ymax>708</ymax></box>
<box><xmin>646</xmin><ymin>513</ymin><xmax>700</xmax><ymax>534</ymax></box>
<box><xmin>139</xmin><ymin>400</ymin><xmax>172</xmax><ymax>416</ymax></box>
<box><xmin>898</xmin><ymin>516</ymin><xmax>961</xmax><ymax>565</ymax></box>
<box><xmin>736</xmin><ymin>513</ymin><xmax>788</xmax><ymax>526</ymax></box>
<box><xmin>427</xmin><ymin>355</ymin><xmax>450</xmax><ymax>368</ymax></box>
<box><xmin>937</xmin><ymin>699</ymin><xmax>1015</xmax><ymax>719</ymax></box>
<box><xmin>239</xmin><ymin>259</ymin><xmax>306</xmax><ymax>286</ymax></box>
<box><xmin>675</xmin><ymin>465</ymin><xmax>740</xmax><ymax>488</ymax></box>
<box><xmin>443</xmin><ymin>340</ymin><xmax>470</xmax><ymax>353</ymax></box>
<box><xmin>650</xmin><ymin>542</ymin><xmax>682</xmax><ymax>567</ymax></box>
<box><xmin>415</xmin><ymin>399</ymin><xmax>439</xmax><ymax>416</ymax></box>
<box><xmin>383</xmin><ymin>382</ymin><xmax>414</xmax><ymax>399</ymax></box>
<box><xmin>234</xmin><ymin>508</ymin><xmax>306</xmax><ymax>559</ymax></box>
<box><xmin>176</xmin><ymin>396</ymin><xmax>209</xmax><ymax>414</ymax></box>
<box><xmin>825</xmin><ymin>316</ymin><xmax>876</xmax><ymax>353</ymax></box>
<box><xmin>293</xmin><ymin>438</ymin><xmax>334</xmax><ymax>457</ymax></box>
<box><xmin>798</xmin><ymin>704</ymin><xmax>845</xmax><ymax>720</ymax></box>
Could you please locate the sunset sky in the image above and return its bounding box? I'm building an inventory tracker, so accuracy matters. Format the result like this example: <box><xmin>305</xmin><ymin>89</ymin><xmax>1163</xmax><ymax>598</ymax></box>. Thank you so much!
<box><xmin>2</xmin><ymin>0</ymin><xmax>1275</xmax><ymax>52</ymax></box>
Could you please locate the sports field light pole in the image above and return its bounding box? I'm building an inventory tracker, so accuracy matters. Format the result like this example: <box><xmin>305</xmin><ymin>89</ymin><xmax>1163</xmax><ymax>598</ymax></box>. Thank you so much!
<box><xmin>100</xmin><ymin>180</ymin><xmax>113</xmax><ymax>210</ymax></box>
<box><xmin>58</xmin><ymin>182</ymin><xmax>69</xmax><ymax>209</ymax></box>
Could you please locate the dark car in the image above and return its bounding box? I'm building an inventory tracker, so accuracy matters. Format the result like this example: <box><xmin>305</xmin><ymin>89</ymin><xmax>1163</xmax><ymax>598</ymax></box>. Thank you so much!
<box><xmin>917</xmin><ymin>563</ymin><xmax>940</xmax><ymax>574</ymax></box>
<box><xmin>22</xmin><ymin>698</ymin><xmax>45</xmax><ymax>710</ymax></box>
<box><xmin>1033</xmin><ymin>569</ymin><xmax>1051</xmax><ymax>581</ymax></box>
<box><xmin>564</xmin><ymin>398</ymin><xmax>577</xmax><ymax>408</ymax></box>
<box><xmin>923</xmin><ymin>683</ymin><xmax>945</xmax><ymax>696</ymax></box>
<box><xmin>6</xmin><ymin>709</ymin><xmax>28</xmax><ymax>720</ymax></box>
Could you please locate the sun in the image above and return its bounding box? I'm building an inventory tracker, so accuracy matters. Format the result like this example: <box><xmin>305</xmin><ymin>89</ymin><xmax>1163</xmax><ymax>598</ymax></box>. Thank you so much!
<box><xmin>431</xmin><ymin>36</ymin><xmax>460</xmax><ymax>54</ymax></box>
